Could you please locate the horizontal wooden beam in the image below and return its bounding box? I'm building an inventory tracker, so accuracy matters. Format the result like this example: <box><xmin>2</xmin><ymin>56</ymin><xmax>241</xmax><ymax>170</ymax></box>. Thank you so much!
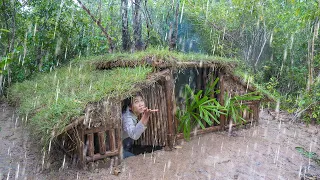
<box><xmin>59</xmin><ymin>116</ymin><xmax>85</xmax><ymax>136</ymax></box>
<box><xmin>176</xmin><ymin>125</ymin><xmax>221</xmax><ymax>140</ymax></box>
<box><xmin>86</xmin><ymin>150</ymin><xmax>119</xmax><ymax>162</ymax></box>
<box><xmin>84</xmin><ymin>125</ymin><xmax>117</xmax><ymax>134</ymax></box>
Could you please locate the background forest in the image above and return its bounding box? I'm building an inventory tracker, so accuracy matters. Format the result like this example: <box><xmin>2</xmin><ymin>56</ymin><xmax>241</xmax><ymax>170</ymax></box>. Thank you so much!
<box><xmin>1</xmin><ymin>0</ymin><xmax>319</xmax><ymax>123</ymax></box>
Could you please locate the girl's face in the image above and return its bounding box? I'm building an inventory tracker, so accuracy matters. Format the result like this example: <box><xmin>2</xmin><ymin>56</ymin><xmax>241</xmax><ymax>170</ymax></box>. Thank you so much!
<box><xmin>130</xmin><ymin>96</ymin><xmax>146</xmax><ymax>116</ymax></box>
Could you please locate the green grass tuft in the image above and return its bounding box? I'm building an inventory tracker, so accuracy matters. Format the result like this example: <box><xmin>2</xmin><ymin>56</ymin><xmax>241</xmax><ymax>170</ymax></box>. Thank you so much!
<box><xmin>75</xmin><ymin>48</ymin><xmax>238</xmax><ymax>64</ymax></box>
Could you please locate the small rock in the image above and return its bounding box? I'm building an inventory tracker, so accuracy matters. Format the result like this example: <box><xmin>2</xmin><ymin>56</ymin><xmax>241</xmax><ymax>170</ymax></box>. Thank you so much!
<box><xmin>112</xmin><ymin>167</ymin><xmax>121</xmax><ymax>176</ymax></box>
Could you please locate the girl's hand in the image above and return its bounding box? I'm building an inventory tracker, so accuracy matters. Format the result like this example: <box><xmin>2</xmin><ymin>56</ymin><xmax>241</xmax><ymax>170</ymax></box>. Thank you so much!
<box><xmin>141</xmin><ymin>108</ymin><xmax>159</xmax><ymax>126</ymax></box>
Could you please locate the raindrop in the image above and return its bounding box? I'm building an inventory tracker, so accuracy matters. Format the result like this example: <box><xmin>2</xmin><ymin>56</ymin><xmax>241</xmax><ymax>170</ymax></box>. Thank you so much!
<box><xmin>14</xmin><ymin>163</ymin><xmax>20</xmax><ymax>180</ymax></box>
<box><xmin>273</xmin><ymin>145</ymin><xmax>280</xmax><ymax>163</ymax></box>
<box><xmin>14</xmin><ymin>117</ymin><xmax>18</xmax><ymax>129</ymax></box>
<box><xmin>55</xmin><ymin>80</ymin><xmax>60</xmax><ymax>103</ymax></box>
<box><xmin>228</xmin><ymin>120</ymin><xmax>233</xmax><ymax>136</ymax></box>
<box><xmin>64</xmin><ymin>46</ymin><xmax>68</xmax><ymax>60</ymax></box>
<box><xmin>180</xmin><ymin>1</ymin><xmax>184</xmax><ymax>23</ymax></box>
<box><xmin>41</xmin><ymin>151</ymin><xmax>46</xmax><ymax>170</ymax></box>
<box><xmin>167</xmin><ymin>160</ymin><xmax>171</xmax><ymax>170</ymax></box>
<box><xmin>205</xmin><ymin>0</ymin><xmax>209</xmax><ymax>23</ymax></box>
<box><xmin>298</xmin><ymin>165</ymin><xmax>302</xmax><ymax>177</ymax></box>
<box><xmin>162</xmin><ymin>163</ymin><xmax>167</xmax><ymax>179</ymax></box>
<box><xmin>60</xmin><ymin>155</ymin><xmax>66</xmax><ymax>170</ymax></box>
<box><xmin>48</xmin><ymin>139</ymin><xmax>52</xmax><ymax>153</ymax></box>
<box><xmin>6</xmin><ymin>168</ymin><xmax>10</xmax><ymax>180</ymax></box>
<box><xmin>245</xmin><ymin>144</ymin><xmax>249</xmax><ymax>155</ymax></box>
<box><xmin>191</xmin><ymin>146</ymin><xmax>194</xmax><ymax>156</ymax></box>
<box><xmin>33</xmin><ymin>23</ymin><xmax>37</xmax><ymax>37</ymax></box>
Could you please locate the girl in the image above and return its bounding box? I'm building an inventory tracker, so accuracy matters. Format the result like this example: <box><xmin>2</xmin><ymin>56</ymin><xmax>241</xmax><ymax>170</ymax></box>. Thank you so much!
<box><xmin>122</xmin><ymin>93</ymin><xmax>158</xmax><ymax>158</ymax></box>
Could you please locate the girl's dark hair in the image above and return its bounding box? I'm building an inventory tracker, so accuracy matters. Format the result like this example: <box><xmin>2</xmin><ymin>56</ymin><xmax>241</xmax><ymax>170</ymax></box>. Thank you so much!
<box><xmin>122</xmin><ymin>98</ymin><xmax>132</xmax><ymax>113</ymax></box>
<box><xmin>121</xmin><ymin>92</ymin><xmax>144</xmax><ymax>113</ymax></box>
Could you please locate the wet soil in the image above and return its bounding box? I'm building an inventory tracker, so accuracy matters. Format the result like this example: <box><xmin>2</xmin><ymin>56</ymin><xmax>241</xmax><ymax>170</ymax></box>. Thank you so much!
<box><xmin>0</xmin><ymin>101</ymin><xmax>319</xmax><ymax>180</ymax></box>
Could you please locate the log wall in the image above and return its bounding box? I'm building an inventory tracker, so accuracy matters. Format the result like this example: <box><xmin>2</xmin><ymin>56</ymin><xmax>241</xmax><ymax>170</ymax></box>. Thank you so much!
<box><xmin>134</xmin><ymin>80</ymin><xmax>169</xmax><ymax>147</ymax></box>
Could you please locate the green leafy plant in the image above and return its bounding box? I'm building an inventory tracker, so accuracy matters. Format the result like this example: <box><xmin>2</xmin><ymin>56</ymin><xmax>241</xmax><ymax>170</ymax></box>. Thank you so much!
<box><xmin>295</xmin><ymin>81</ymin><xmax>320</xmax><ymax>124</ymax></box>
<box><xmin>224</xmin><ymin>92</ymin><xmax>262</xmax><ymax>124</ymax></box>
<box><xmin>295</xmin><ymin>146</ymin><xmax>320</xmax><ymax>166</ymax></box>
<box><xmin>176</xmin><ymin>78</ymin><xmax>226</xmax><ymax>141</ymax></box>
<box><xmin>0</xmin><ymin>53</ymin><xmax>13</xmax><ymax>75</ymax></box>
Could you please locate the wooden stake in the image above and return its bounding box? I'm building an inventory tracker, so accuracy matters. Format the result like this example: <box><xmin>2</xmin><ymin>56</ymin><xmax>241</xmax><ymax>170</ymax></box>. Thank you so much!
<box><xmin>78</xmin><ymin>126</ymin><xmax>85</xmax><ymax>168</ymax></box>
<box><xmin>98</xmin><ymin>132</ymin><xmax>106</xmax><ymax>155</ymax></box>
<box><xmin>87</xmin><ymin>133</ymin><xmax>94</xmax><ymax>157</ymax></box>
<box><xmin>160</xmin><ymin>80</ymin><xmax>166</xmax><ymax>146</ymax></box>
<box><xmin>109</xmin><ymin>129</ymin><xmax>116</xmax><ymax>151</ymax></box>
<box><xmin>117</xmin><ymin>127</ymin><xmax>122</xmax><ymax>160</ymax></box>
<box><xmin>164</xmin><ymin>73</ymin><xmax>174</xmax><ymax>149</ymax></box>
<box><xmin>218</xmin><ymin>73</ymin><xmax>226</xmax><ymax>130</ymax></box>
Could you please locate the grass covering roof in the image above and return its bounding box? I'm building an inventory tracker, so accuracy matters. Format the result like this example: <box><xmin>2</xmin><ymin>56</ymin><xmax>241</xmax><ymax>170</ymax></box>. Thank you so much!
<box><xmin>7</xmin><ymin>49</ymin><xmax>238</xmax><ymax>149</ymax></box>
<box><xmin>83</xmin><ymin>48</ymin><xmax>238</xmax><ymax>69</ymax></box>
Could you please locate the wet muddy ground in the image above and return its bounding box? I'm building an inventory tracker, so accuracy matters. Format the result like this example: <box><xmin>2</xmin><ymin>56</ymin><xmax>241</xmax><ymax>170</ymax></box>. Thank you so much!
<box><xmin>0</xmin><ymin>101</ymin><xmax>319</xmax><ymax>179</ymax></box>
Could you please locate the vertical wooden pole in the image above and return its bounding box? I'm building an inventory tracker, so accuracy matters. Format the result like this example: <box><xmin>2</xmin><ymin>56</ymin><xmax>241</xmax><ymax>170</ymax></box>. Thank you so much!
<box><xmin>254</xmin><ymin>102</ymin><xmax>260</xmax><ymax>123</ymax></box>
<box><xmin>87</xmin><ymin>133</ymin><xmax>94</xmax><ymax>157</ymax></box>
<box><xmin>159</xmin><ymin>80</ymin><xmax>166</xmax><ymax>146</ymax></box>
<box><xmin>196</xmin><ymin>67</ymin><xmax>202</xmax><ymax>91</ymax></box>
<box><xmin>218</xmin><ymin>73</ymin><xmax>226</xmax><ymax>130</ymax></box>
<box><xmin>98</xmin><ymin>132</ymin><xmax>106</xmax><ymax>155</ymax></box>
<box><xmin>164</xmin><ymin>72</ymin><xmax>174</xmax><ymax>149</ymax></box>
<box><xmin>109</xmin><ymin>129</ymin><xmax>116</xmax><ymax>151</ymax></box>
<box><xmin>117</xmin><ymin>126</ymin><xmax>122</xmax><ymax>161</ymax></box>
<box><xmin>78</xmin><ymin>126</ymin><xmax>85</xmax><ymax>168</ymax></box>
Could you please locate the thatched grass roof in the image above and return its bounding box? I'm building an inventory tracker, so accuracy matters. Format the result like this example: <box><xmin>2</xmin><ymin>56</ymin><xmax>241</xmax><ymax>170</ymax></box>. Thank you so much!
<box><xmin>84</xmin><ymin>48</ymin><xmax>238</xmax><ymax>70</ymax></box>
<box><xmin>7</xmin><ymin>49</ymin><xmax>239</xmax><ymax>149</ymax></box>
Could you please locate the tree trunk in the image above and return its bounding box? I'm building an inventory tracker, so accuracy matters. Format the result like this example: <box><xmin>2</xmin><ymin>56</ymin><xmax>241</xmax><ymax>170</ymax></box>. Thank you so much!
<box><xmin>143</xmin><ymin>0</ymin><xmax>152</xmax><ymax>48</ymax></box>
<box><xmin>307</xmin><ymin>19</ymin><xmax>319</xmax><ymax>92</ymax></box>
<box><xmin>169</xmin><ymin>0</ymin><xmax>179</xmax><ymax>51</ymax></box>
<box><xmin>133</xmin><ymin>0</ymin><xmax>143</xmax><ymax>51</ymax></box>
<box><xmin>121</xmin><ymin>0</ymin><xmax>130</xmax><ymax>51</ymax></box>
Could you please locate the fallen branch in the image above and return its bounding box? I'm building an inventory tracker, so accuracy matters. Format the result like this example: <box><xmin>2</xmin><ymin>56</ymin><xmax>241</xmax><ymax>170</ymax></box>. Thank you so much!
<box><xmin>75</xmin><ymin>0</ymin><xmax>114</xmax><ymax>53</ymax></box>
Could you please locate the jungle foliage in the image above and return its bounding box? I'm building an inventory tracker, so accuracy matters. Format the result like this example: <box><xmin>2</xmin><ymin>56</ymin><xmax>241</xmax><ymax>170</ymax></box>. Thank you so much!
<box><xmin>1</xmin><ymin>0</ymin><xmax>320</xmax><ymax>127</ymax></box>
